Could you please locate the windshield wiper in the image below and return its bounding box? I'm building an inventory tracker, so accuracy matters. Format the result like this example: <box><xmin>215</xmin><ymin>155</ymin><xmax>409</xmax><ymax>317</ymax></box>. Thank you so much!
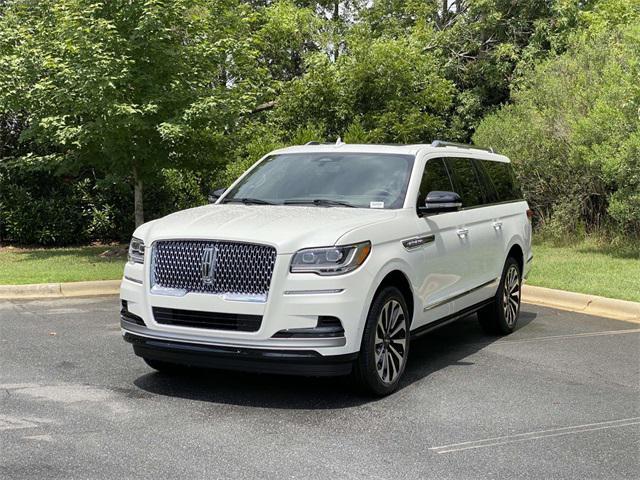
<box><xmin>222</xmin><ymin>197</ymin><xmax>274</xmax><ymax>205</ymax></box>
<box><xmin>283</xmin><ymin>199</ymin><xmax>356</xmax><ymax>208</ymax></box>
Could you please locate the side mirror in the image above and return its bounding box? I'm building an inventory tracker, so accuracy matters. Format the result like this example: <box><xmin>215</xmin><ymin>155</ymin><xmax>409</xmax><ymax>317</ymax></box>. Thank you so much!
<box><xmin>420</xmin><ymin>191</ymin><xmax>462</xmax><ymax>215</ymax></box>
<box><xmin>208</xmin><ymin>188</ymin><xmax>226</xmax><ymax>203</ymax></box>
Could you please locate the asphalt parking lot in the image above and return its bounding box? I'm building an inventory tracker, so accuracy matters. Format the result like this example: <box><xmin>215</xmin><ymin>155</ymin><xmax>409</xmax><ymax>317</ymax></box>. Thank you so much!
<box><xmin>1</xmin><ymin>296</ymin><xmax>638</xmax><ymax>480</ymax></box>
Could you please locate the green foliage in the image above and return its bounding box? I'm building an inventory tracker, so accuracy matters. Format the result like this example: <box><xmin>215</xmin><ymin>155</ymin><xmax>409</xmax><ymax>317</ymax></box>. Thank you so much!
<box><xmin>0</xmin><ymin>157</ymin><xmax>210</xmax><ymax>245</ymax></box>
<box><xmin>474</xmin><ymin>21</ymin><xmax>640</xmax><ymax>236</ymax></box>
<box><xmin>1</xmin><ymin>0</ymin><xmax>639</xmax><ymax>245</ymax></box>
<box><xmin>0</xmin><ymin>0</ymin><xmax>265</xmax><ymax>226</ymax></box>
<box><xmin>275</xmin><ymin>34</ymin><xmax>455</xmax><ymax>143</ymax></box>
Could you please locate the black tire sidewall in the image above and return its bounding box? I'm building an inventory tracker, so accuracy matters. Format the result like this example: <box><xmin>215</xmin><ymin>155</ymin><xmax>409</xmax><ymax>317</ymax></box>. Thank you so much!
<box><xmin>495</xmin><ymin>257</ymin><xmax>522</xmax><ymax>334</ymax></box>
<box><xmin>355</xmin><ymin>286</ymin><xmax>410</xmax><ymax>396</ymax></box>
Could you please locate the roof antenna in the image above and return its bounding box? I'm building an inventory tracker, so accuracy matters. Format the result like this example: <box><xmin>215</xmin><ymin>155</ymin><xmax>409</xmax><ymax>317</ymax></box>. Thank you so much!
<box><xmin>336</xmin><ymin>136</ymin><xmax>344</xmax><ymax>146</ymax></box>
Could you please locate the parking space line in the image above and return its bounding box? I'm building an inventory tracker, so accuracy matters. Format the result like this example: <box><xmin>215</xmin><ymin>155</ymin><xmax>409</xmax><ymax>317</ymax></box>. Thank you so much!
<box><xmin>430</xmin><ymin>417</ymin><xmax>640</xmax><ymax>454</ymax></box>
<box><xmin>492</xmin><ymin>328</ymin><xmax>640</xmax><ymax>345</ymax></box>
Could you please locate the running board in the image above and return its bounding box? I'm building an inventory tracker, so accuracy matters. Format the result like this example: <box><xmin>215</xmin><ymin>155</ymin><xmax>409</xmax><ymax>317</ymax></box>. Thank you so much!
<box><xmin>410</xmin><ymin>298</ymin><xmax>494</xmax><ymax>340</ymax></box>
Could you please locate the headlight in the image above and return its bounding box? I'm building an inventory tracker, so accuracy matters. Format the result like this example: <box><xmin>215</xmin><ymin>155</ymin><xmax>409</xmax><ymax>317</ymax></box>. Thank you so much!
<box><xmin>128</xmin><ymin>237</ymin><xmax>145</xmax><ymax>264</ymax></box>
<box><xmin>290</xmin><ymin>241</ymin><xmax>371</xmax><ymax>276</ymax></box>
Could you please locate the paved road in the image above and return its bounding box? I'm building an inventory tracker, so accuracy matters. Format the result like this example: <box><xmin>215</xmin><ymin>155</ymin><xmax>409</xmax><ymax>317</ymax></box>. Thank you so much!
<box><xmin>1</xmin><ymin>296</ymin><xmax>638</xmax><ymax>480</ymax></box>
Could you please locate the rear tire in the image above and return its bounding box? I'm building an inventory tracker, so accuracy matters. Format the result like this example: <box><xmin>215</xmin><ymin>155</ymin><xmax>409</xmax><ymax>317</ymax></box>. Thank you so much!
<box><xmin>352</xmin><ymin>286</ymin><xmax>410</xmax><ymax>396</ymax></box>
<box><xmin>478</xmin><ymin>256</ymin><xmax>522</xmax><ymax>335</ymax></box>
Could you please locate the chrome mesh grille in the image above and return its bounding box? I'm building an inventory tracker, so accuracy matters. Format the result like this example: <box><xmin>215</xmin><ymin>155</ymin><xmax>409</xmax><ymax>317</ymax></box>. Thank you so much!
<box><xmin>151</xmin><ymin>240</ymin><xmax>277</xmax><ymax>296</ymax></box>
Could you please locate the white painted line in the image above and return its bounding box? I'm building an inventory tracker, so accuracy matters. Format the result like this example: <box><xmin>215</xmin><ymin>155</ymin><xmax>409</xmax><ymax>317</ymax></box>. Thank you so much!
<box><xmin>430</xmin><ymin>417</ymin><xmax>640</xmax><ymax>454</ymax></box>
<box><xmin>492</xmin><ymin>328</ymin><xmax>640</xmax><ymax>345</ymax></box>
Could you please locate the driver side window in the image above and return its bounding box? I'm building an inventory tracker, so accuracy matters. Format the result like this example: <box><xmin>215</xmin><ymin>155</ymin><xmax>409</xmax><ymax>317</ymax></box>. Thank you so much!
<box><xmin>417</xmin><ymin>158</ymin><xmax>454</xmax><ymax>210</ymax></box>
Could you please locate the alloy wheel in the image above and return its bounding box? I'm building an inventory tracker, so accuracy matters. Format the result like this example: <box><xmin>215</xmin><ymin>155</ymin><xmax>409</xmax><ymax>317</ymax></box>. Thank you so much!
<box><xmin>374</xmin><ymin>299</ymin><xmax>408</xmax><ymax>384</ymax></box>
<box><xmin>502</xmin><ymin>264</ymin><xmax>521</xmax><ymax>327</ymax></box>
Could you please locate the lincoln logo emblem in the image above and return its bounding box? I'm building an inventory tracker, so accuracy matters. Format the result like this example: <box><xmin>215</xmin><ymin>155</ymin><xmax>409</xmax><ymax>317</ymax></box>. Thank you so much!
<box><xmin>201</xmin><ymin>247</ymin><xmax>218</xmax><ymax>285</ymax></box>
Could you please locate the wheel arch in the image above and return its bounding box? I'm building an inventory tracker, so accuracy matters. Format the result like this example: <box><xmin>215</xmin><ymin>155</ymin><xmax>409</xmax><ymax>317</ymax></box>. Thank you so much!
<box><xmin>506</xmin><ymin>242</ymin><xmax>524</xmax><ymax>274</ymax></box>
<box><xmin>370</xmin><ymin>269</ymin><xmax>415</xmax><ymax>328</ymax></box>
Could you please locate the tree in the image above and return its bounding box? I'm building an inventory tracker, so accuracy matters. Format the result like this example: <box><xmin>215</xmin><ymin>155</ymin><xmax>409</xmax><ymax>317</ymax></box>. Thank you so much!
<box><xmin>473</xmin><ymin>16</ymin><xmax>640</xmax><ymax>236</ymax></box>
<box><xmin>0</xmin><ymin>0</ymin><xmax>264</xmax><ymax>227</ymax></box>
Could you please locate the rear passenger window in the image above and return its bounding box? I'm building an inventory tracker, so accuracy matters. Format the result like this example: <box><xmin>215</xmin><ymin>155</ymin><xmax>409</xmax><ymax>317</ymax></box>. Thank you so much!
<box><xmin>444</xmin><ymin>157</ymin><xmax>484</xmax><ymax>208</ymax></box>
<box><xmin>482</xmin><ymin>160</ymin><xmax>522</xmax><ymax>202</ymax></box>
<box><xmin>417</xmin><ymin>158</ymin><xmax>454</xmax><ymax>207</ymax></box>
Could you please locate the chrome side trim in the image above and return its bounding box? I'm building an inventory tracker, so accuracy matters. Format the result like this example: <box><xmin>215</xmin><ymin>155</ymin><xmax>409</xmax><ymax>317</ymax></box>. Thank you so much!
<box><xmin>149</xmin><ymin>287</ymin><xmax>267</xmax><ymax>303</ymax></box>
<box><xmin>124</xmin><ymin>276</ymin><xmax>143</xmax><ymax>285</ymax></box>
<box><xmin>150</xmin><ymin>285</ymin><xmax>187</xmax><ymax>297</ymax></box>
<box><xmin>222</xmin><ymin>293</ymin><xmax>267</xmax><ymax>303</ymax></box>
<box><xmin>423</xmin><ymin>202</ymin><xmax>462</xmax><ymax>210</ymax></box>
<box><xmin>121</xmin><ymin>320</ymin><xmax>346</xmax><ymax>349</ymax></box>
<box><xmin>402</xmin><ymin>234</ymin><xmax>435</xmax><ymax>251</ymax></box>
<box><xmin>283</xmin><ymin>289</ymin><xmax>344</xmax><ymax>295</ymax></box>
<box><xmin>423</xmin><ymin>277</ymin><xmax>499</xmax><ymax>312</ymax></box>
<box><xmin>526</xmin><ymin>255</ymin><xmax>534</xmax><ymax>264</ymax></box>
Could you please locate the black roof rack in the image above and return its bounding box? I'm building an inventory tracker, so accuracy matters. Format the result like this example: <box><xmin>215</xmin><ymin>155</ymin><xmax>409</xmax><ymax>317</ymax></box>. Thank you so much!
<box><xmin>305</xmin><ymin>138</ymin><xmax>345</xmax><ymax>146</ymax></box>
<box><xmin>431</xmin><ymin>140</ymin><xmax>495</xmax><ymax>154</ymax></box>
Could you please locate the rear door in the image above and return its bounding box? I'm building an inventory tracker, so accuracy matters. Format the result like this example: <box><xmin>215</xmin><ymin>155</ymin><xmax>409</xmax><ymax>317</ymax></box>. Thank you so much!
<box><xmin>443</xmin><ymin>157</ymin><xmax>498</xmax><ymax>310</ymax></box>
<box><xmin>479</xmin><ymin>158</ymin><xmax>528</xmax><ymax>277</ymax></box>
<box><xmin>473</xmin><ymin>158</ymin><xmax>505</xmax><ymax>277</ymax></box>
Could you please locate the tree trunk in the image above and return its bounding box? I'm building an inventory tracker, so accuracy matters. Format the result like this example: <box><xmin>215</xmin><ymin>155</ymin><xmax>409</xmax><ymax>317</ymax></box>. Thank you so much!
<box><xmin>439</xmin><ymin>0</ymin><xmax>448</xmax><ymax>27</ymax></box>
<box><xmin>332</xmin><ymin>1</ymin><xmax>339</xmax><ymax>62</ymax></box>
<box><xmin>133</xmin><ymin>165</ymin><xmax>144</xmax><ymax>227</ymax></box>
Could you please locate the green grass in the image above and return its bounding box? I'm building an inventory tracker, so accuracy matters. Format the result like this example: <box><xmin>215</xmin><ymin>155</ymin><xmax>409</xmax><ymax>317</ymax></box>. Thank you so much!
<box><xmin>0</xmin><ymin>245</ymin><xmax>126</xmax><ymax>285</ymax></box>
<box><xmin>528</xmin><ymin>239</ymin><xmax>640</xmax><ymax>302</ymax></box>
<box><xmin>1</xmin><ymin>239</ymin><xmax>639</xmax><ymax>303</ymax></box>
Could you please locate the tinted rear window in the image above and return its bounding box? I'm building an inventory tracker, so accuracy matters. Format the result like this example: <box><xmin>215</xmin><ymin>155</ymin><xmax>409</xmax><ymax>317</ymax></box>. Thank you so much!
<box><xmin>481</xmin><ymin>160</ymin><xmax>522</xmax><ymax>202</ymax></box>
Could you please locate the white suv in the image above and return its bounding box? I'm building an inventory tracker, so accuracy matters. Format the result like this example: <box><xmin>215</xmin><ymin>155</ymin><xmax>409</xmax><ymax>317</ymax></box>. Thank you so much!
<box><xmin>120</xmin><ymin>141</ymin><xmax>532</xmax><ymax>395</ymax></box>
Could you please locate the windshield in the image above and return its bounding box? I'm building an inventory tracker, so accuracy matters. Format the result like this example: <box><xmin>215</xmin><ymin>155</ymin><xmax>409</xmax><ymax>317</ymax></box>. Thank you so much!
<box><xmin>222</xmin><ymin>152</ymin><xmax>415</xmax><ymax>209</ymax></box>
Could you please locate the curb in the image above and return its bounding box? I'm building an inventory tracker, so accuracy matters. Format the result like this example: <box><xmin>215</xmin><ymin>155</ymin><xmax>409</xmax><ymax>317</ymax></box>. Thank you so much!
<box><xmin>522</xmin><ymin>285</ymin><xmax>640</xmax><ymax>324</ymax></box>
<box><xmin>1</xmin><ymin>279</ymin><xmax>639</xmax><ymax>324</ymax></box>
<box><xmin>0</xmin><ymin>280</ymin><xmax>120</xmax><ymax>300</ymax></box>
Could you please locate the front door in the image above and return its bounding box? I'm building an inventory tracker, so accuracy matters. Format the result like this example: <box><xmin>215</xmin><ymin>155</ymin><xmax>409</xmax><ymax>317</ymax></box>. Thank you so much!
<box><xmin>411</xmin><ymin>157</ymin><xmax>474</xmax><ymax>329</ymax></box>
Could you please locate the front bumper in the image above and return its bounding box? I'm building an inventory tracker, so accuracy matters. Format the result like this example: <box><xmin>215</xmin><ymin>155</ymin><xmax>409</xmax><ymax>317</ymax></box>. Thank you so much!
<box><xmin>124</xmin><ymin>330</ymin><xmax>357</xmax><ymax>376</ymax></box>
<box><xmin>120</xmin><ymin>252</ymin><xmax>375</xmax><ymax>357</ymax></box>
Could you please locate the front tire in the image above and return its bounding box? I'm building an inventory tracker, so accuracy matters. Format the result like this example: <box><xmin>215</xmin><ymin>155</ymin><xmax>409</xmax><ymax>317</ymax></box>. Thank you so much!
<box><xmin>143</xmin><ymin>357</ymin><xmax>187</xmax><ymax>374</ymax></box>
<box><xmin>352</xmin><ymin>286</ymin><xmax>410</xmax><ymax>396</ymax></box>
<box><xmin>478</xmin><ymin>256</ymin><xmax>522</xmax><ymax>335</ymax></box>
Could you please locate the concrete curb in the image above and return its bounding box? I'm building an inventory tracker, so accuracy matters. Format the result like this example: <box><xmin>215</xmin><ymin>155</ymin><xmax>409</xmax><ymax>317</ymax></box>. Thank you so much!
<box><xmin>0</xmin><ymin>280</ymin><xmax>120</xmax><ymax>300</ymax></box>
<box><xmin>1</xmin><ymin>279</ymin><xmax>638</xmax><ymax>324</ymax></box>
<box><xmin>522</xmin><ymin>285</ymin><xmax>640</xmax><ymax>324</ymax></box>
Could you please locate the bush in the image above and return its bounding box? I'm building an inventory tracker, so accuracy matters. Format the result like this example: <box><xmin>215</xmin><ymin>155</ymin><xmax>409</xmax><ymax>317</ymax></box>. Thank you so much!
<box><xmin>0</xmin><ymin>156</ymin><xmax>211</xmax><ymax>246</ymax></box>
<box><xmin>473</xmin><ymin>23</ymin><xmax>640</xmax><ymax>237</ymax></box>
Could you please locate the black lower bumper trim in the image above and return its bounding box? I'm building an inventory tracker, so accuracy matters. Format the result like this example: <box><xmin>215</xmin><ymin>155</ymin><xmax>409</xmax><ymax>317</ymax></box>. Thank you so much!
<box><xmin>124</xmin><ymin>332</ymin><xmax>356</xmax><ymax>377</ymax></box>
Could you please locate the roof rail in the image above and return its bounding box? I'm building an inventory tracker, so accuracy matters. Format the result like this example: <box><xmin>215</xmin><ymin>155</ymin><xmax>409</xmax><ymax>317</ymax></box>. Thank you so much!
<box><xmin>431</xmin><ymin>140</ymin><xmax>495</xmax><ymax>154</ymax></box>
<box><xmin>305</xmin><ymin>138</ymin><xmax>346</xmax><ymax>146</ymax></box>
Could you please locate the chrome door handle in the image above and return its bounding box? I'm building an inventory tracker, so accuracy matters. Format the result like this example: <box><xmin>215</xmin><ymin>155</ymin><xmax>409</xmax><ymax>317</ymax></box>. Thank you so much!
<box><xmin>492</xmin><ymin>221</ymin><xmax>503</xmax><ymax>230</ymax></box>
<box><xmin>456</xmin><ymin>228</ymin><xmax>469</xmax><ymax>238</ymax></box>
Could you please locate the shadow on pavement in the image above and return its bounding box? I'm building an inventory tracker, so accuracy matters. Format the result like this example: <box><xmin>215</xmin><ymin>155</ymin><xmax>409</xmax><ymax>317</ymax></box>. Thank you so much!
<box><xmin>133</xmin><ymin>310</ymin><xmax>537</xmax><ymax>409</ymax></box>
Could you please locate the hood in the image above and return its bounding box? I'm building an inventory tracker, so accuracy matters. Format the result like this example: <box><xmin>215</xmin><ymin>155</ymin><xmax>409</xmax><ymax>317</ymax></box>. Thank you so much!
<box><xmin>142</xmin><ymin>204</ymin><xmax>397</xmax><ymax>254</ymax></box>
